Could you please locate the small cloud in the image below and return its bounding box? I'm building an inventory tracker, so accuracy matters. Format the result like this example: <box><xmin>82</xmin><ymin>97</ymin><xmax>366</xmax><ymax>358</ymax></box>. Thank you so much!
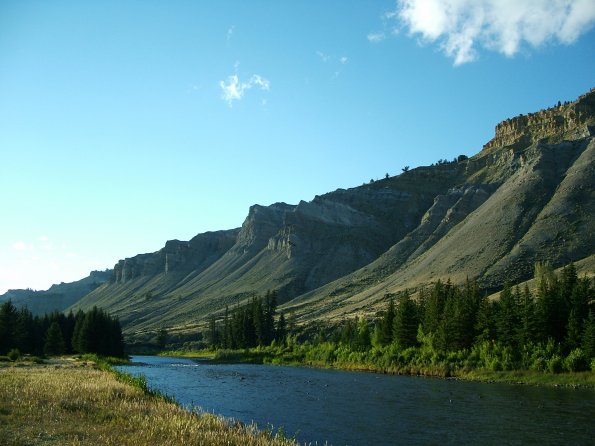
<box><xmin>12</xmin><ymin>241</ymin><xmax>27</xmax><ymax>251</ymax></box>
<box><xmin>38</xmin><ymin>235</ymin><xmax>49</xmax><ymax>242</ymax></box>
<box><xmin>367</xmin><ymin>31</ymin><xmax>386</xmax><ymax>43</ymax></box>
<box><xmin>219</xmin><ymin>71</ymin><xmax>271</xmax><ymax>107</ymax></box>
<box><xmin>316</xmin><ymin>50</ymin><xmax>330</xmax><ymax>62</ymax></box>
<box><xmin>227</xmin><ymin>25</ymin><xmax>235</xmax><ymax>43</ymax></box>
<box><xmin>340</xmin><ymin>56</ymin><xmax>348</xmax><ymax>64</ymax></box>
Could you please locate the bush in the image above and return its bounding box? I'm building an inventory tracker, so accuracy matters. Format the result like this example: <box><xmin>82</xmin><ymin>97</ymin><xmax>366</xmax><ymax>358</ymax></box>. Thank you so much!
<box><xmin>591</xmin><ymin>358</ymin><xmax>595</xmax><ymax>372</ymax></box>
<box><xmin>565</xmin><ymin>349</ymin><xmax>588</xmax><ymax>372</ymax></box>
<box><xmin>7</xmin><ymin>348</ymin><xmax>21</xmax><ymax>361</ymax></box>
<box><xmin>547</xmin><ymin>355</ymin><xmax>564</xmax><ymax>374</ymax></box>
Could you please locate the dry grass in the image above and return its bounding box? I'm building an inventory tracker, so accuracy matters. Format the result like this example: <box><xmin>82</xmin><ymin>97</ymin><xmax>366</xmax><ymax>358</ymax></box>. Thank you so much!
<box><xmin>0</xmin><ymin>358</ymin><xmax>297</xmax><ymax>446</ymax></box>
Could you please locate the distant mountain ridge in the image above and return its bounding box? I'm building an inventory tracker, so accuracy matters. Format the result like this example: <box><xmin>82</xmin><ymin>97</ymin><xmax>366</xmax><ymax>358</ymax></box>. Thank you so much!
<box><xmin>0</xmin><ymin>270</ymin><xmax>111</xmax><ymax>316</ymax></box>
<box><xmin>20</xmin><ymin>88</ymin><xmax>595</xmax><ymax>341</ymax></box>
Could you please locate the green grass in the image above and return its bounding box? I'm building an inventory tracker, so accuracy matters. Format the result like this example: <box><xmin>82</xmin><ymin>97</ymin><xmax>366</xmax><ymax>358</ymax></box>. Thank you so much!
<box><xmin>186</xmin><ymin>345</ymin><xmax>595</xmax><ymax>388</ymax></box>
<box><xmin>0</xmin><ymin>357</ymin><xmax>297</xmax><ymax>446</ymax></box>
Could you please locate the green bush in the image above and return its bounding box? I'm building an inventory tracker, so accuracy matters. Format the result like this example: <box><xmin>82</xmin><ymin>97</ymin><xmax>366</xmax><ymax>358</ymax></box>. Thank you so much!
<box><xmin>547</xmin><ymin>355</ymin><xmax>564</xmax><ymax>374</ymax></box>
<box><xmin>565</xmin><ymin>348</ymin><xmax>588</xmax><ymax>372</ymax></box>
<box><xmin>7</xmin><ymin>348</ymin><xmax>21</xmax><ymax>361</ymax></box>
<box><xmin>591</xmin><ymin>358</ymin><xmax>595</xmax><ymax>372</ymax></box>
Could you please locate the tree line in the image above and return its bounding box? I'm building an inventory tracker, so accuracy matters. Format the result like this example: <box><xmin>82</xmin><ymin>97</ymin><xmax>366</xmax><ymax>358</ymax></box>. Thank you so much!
<box><xmin>0</xmin><ymin>303</ymin><xmax>125</xmax><ymax>358</ymax></box>
<box><xmin>308</xmin><ymin>263</ymin><xmax>594</xmax><ymax>372</ymax></box>
<box><xmin>208</xmin><ymin>290</ymin><xmax>287</xmax><ymax>349</ymax></box>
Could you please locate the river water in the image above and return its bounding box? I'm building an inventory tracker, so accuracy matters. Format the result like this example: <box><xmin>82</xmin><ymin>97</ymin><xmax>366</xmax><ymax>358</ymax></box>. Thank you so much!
<box><xmin>116</xmin><ymin>356</ymin><xmax>595</xmax><ymax>446</ymax></box>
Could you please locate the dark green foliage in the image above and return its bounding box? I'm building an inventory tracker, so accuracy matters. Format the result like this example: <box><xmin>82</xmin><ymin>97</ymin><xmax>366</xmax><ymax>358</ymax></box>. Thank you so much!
<box><xmin>156</xmin><ymin>328</ymin><xmax>168</xmax><ymax>350</ymax></box>
<box><xmin>582</xmin><ymin>311</ymin><xmax>595</xmax><ymax>359</ymax></box>
<box><xmin>393</xmin><ymin>291</ymin><xmax>418</xmax><ymax>349</ymax></box>
<box><xmin>207</xmin><ymin>291</ymin><xmax>284</xmax><ymax>349</ymax></box>
<box><xmin>0</xmin><ymin>303</ymin><xmax>124</xmax><ymax>357</ymax></box>
<box><xmin>0</xmin><ymin>301</ymin><xmax>18</xmax><ymax>355</ymax></box>
<box><xmin>44</xmin><ymin>321</ymin><xmax>66</xmax><ymax>356</ymax></box>
<box><xmin>377</xmin><ymin>296</ymin><xmax>395</xmax><ymax>346</ymax></box>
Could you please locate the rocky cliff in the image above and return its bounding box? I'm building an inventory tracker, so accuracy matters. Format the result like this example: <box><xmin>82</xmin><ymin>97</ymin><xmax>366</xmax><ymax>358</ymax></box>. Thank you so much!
<box><xmin>483</xmin><ymin>89</ymin><xmax>595</xmax><ymax>152</ymax></box>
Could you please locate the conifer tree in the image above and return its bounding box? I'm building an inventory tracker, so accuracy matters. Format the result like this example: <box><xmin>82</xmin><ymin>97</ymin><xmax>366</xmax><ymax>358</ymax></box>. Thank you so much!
<box><xmin>0</xmin><ymin>300</ymin><xmax>18</xmax><ymax>355</ymax></box>
<box><xmin>379</xmin><ymin>296</ymin><xmax>395</xmax><ymax>345</ymax></box>
<box><xmin>44</xmin><ymin>321</ymin><xmax>65</xmax><ymax>356</ymax></box>
<box><xmin>582</xmin><ymin>311</ymin><xmax>595</xmax><ymax>359</ymax></box>
<box><xmin>393</xmin><ymin>291</ymin><xmax>418</xmax><ymax>349</ymax></box>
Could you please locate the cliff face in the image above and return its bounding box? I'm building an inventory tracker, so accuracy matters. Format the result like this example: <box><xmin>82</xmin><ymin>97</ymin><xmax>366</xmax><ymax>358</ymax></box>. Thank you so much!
<box><xmin>112</xmin><ymin>230</ymin><xmax>239</xmax><ymax>284</ymax></box>
<box><xmin>483</xmin><ymin>89</ymin><xmax>595</xmax><ymax>152</ymax></box>
<box><xmin>70</xmin><ymin>88</ymin><xmax>595</xmax><ymax>338</ymax></box>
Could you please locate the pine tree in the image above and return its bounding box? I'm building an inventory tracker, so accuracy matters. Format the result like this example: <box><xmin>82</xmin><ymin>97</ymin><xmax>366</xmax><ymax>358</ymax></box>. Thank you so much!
<box><xmin>275</xmin><ymin>312</ymin><xmax>287</xmax><ymax>343</ymax></box>
<box><xmin>496</xmin><ymin>283</ymin><xmax>519</xmax><ymax>347</ymax></box>
<box><xmin>475</xmin><ymin>296</ymin><xmax>496</xmax><ymax>343</ymax></box>
<box><xmin>518</xmin><ymin>285</ymin><xmax>537</xmax><ymax>347</ymax></box>
<box><xmin>354</xmin><ymin>317</ymin><xmax>371</xmax><ymax>351</ymax></box>
<box><xmin>156</xmin><ymin>328</ymin><xmax>168</xmax><ymax>350</ymax></box>
<box><xmin>379</xmin><ymin>297</ymin><xmax>395</xmax><ymax>345</ymax></box>
<box><xmin>0</xmin><ymin>300</ymin><xmax>18</xmax><ymax>355</ymax></box>
<box><xmin>44</xmin><ymin>321</ymin><xmax>65</xmax><ymax>356</ymax></box>
<box><xmin>582</xmin><ymin>311</ymin><xmax>595</xmax><ymax>359</ymax></box>
<box><xmin>393</xmin><ymin>291</ymin><xmax>418</xmax><ymax>349</ymax></box>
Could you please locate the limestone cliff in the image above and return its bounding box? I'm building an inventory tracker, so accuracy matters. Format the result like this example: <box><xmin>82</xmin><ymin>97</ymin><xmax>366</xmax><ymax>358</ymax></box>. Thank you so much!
<box><xmin>483</xmin><ymin>89</ymin><xmax>595</xmax><ymax>152</ymax></box>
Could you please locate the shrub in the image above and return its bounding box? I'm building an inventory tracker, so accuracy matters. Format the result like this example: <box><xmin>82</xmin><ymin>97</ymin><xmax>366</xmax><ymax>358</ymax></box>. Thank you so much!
<box><xmin>591</xmin><ymin>358</ymin><xmax>595</xmax><ymax>372</ymax></box>
<box><xmin>7</xmin><ymin>348</ymin><xmax>21</xmax><ymax>361</ymax></box>
<box><xmin>547</xmin><ymin>355</ymin><xmax>564</xmax><ymax>374</ymax></box>
<box><xmin>565</xmin><ymin>349</ymin><xmax>588</xmax><ymax>372</ymax></box>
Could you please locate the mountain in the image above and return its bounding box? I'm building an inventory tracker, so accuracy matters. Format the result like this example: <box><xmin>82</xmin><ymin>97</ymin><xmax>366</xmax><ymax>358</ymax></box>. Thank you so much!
<box><xmin>71</xmin><ymin>89</ymin><xmax>595</xmax><ymax>341</ymax></box>
<box><xmin>0</xmin><ymin>270</ymin><xmax>111</xmax><ymax>316</ymax></box>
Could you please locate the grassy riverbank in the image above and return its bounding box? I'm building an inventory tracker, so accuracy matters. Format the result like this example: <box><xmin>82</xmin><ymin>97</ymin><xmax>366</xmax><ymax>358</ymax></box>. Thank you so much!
<box><xmin>160</xmin><ymin>346</ymin><xmax>595</xmax><ymax>388</ymax></box>
<box><xmin>0</xmin><ymin>356</ymin><xmax>296</xmax><ymax>446</ymax></box>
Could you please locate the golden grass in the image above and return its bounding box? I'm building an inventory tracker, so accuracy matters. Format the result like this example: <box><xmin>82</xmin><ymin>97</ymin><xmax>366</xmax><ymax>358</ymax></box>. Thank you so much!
<box><xmin>0</xmin><ymin>358</ymin><xmax>297</xmax><ymax>446</ymax></box>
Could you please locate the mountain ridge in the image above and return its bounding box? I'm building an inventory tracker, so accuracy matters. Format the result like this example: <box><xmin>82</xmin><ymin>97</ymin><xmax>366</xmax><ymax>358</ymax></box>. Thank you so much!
<box><xmin>9</xmin><ymin>88</ymin><xmax>594</xmax><ymax>342</ymax></box>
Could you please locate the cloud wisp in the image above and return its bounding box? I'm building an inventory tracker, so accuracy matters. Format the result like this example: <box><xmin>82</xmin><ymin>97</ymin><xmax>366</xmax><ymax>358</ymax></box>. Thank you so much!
<box><xmin>389</xmin><ymin>0</ymin><xmax>595</xmax><ymax>65</ymax></box>
<box><xmin>219</xmin><ymin>73</ymin><xmax>270</xmax><ymax>107</ymax></box>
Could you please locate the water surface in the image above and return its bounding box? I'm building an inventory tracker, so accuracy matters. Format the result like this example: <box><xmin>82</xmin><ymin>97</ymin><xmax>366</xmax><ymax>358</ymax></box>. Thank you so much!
<box><xmin>117</xmin><ymin>356</ymin><xmax>595</xmax><ymax>445</ymax></box>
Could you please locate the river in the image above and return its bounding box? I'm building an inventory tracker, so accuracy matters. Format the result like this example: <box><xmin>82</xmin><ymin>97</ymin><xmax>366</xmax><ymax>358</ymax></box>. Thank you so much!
<box><xmin>116</xmin><ymin>356</ymin><xmax>595</xmax><ymax>446</ymax></box>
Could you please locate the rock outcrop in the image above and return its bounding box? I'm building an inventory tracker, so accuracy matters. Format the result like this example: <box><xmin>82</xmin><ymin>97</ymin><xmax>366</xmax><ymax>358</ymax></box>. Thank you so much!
<box><xmin>483</xmin><ymin>89</ymin><xmax>595</xmax><ymax>152</ymax></box>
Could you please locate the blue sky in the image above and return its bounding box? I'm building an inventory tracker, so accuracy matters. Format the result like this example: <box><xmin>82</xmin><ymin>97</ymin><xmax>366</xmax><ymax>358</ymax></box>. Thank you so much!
<box><xmin>1</xmin><ymin>0</ymin><xmax>594</xmax><ymax>293</ymax></box>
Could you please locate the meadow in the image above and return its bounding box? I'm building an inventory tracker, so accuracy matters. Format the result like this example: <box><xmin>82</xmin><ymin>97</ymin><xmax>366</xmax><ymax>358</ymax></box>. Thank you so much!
<box><xmin>0</xmin><ymin>356</ymin><xmax>297</xmax><ymax>446</ymax></box>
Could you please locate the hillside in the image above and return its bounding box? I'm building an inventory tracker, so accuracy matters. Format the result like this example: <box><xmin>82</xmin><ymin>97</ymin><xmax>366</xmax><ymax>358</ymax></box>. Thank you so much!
<box><xmin>0</xmin><ymin>270</ymin><xmax>111</xmax><ymax>316</ymax></box>
<box><xmin>70</xmin><ymin>89</ymin><xmax>595</xmax><ymax>340</ymax></box>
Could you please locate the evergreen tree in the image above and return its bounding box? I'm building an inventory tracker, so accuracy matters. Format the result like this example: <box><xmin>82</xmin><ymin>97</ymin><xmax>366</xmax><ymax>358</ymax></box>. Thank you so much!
<box><xmin>44</xmin><ymin>321</ymin><xmax>66</xmax><ymax>356</ymax></box>
<box><xmin>156</xmin><ymin>327</ymin><xmax>168</xmax><ymax>350</ymax></box>
<box><xmin>275</xmin><ymin>312</ymin><xmax>287</xmax><ymax>343</ymax></box>
<box><xmin>474</xmin><ymin>296</ymin><xmax>496</xmax><ymax>343</ymax></box>
<box><xmin>0</xmin><ymin>300</ymin><xmax>18</xmax><ymax>355</ymax></box>
<box><xmin>393</xmin><ymin>291</ymin><xmax>418</xmax><ymax>349</ymax></box>
<box><xmin>518</xmin><ymin>285</ymin><xmax>537</xmax><ymax>347</ymax></box>
<box><xmin>354</xmin><ymin>317</ymin><xmax>371</xmax><ymax>351</ymax></box>
<box><xmin>379</xmin><ymin>297</ymin><xmax>395</xmax><ymax>345</ymax></box>
<box><xmin>582</xmin><ymin>311</ymin><xmax>595</xmax><ymax>359</ymax></box>
<box><xmin>496</xmin><ymin>283</ymin><xmax>520</xmax><ymax>348</ymax></box>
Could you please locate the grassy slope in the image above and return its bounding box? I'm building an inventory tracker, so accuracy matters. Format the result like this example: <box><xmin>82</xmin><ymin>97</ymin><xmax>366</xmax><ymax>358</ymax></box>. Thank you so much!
<box><xmin>0</xmin><ymin>357</ymin><xmax>295</xmax><ymax>446</ymax></box>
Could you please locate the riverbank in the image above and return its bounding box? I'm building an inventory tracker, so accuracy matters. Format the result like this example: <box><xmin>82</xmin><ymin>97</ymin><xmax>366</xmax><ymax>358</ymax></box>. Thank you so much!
<box><xmin>0</xmin><ymin>356</ymin><xmax>296</xmax><ymax>446</ymax></box>
<box><xmin>159</xmin><ymin>347</ymin><xmax>595</xmax><ymax>388</ymax></box>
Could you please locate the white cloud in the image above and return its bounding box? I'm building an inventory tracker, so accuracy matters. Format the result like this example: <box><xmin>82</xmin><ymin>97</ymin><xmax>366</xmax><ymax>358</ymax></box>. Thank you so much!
<box><xmin>367</xmin><ymin>31</ymin><xmax>386</xmax><ymax>43</ymax></box>
<box><xmin>12</xmin><ymin>241</ymin><xmax>28</xmax><ymax>251</ymax></box>
<box><xmin>340</xmin><ymin>56</ymin><xmax>348</xmax><ymax>64</ymax></box>
<box><xmin>393</xmin><ymin>0</ymin><xmax>595</xmax><ymax>65</ymax></box>
<box><xmin>316</xmin><ymin>50</ymin><xmax>330</xmax><ymax>62</ymax></box>
<box><xmin>227</xmin><ymin>25</ymin><xmax>235</xmax><ymax>42</ymax></box>
<box><xmin>219</xmin><ymin>72</ymin><xmax>270</xmax><ymax>107</ymax></box>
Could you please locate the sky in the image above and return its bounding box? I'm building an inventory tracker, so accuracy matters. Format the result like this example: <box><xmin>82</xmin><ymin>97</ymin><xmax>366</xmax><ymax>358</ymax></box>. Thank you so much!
<box><xmin>1</xmin><ymin>0</ymin><xmax>594</xmax><ymax>294</ymax></box>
